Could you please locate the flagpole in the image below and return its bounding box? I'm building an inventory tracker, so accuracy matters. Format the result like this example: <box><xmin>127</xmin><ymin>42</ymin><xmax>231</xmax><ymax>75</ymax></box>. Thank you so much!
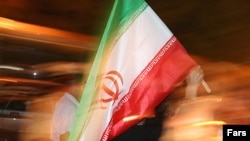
<box><xmin>201</xmin><ymin>79</ymin><xmax>211</xmax><ymax>93</ymax></box>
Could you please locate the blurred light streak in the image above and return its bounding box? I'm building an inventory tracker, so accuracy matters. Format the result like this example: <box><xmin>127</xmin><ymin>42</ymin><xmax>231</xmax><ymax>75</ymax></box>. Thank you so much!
<box><xmin>0</xmin><ymin>17</ymin><xmax>98</xmax><ymax>53</ymax></box>
<box><xmin>0</xmin><ymin>17</ymin><xmax>15</xmax><ymax>28</ymax></box>
<box><xmin>0</xmin><ymin>78</ymin><xmax>18</xmax><ymax>82</ymax></box>
<box><xmin>0</xmin><ymin>65</ymin><xmax>24</xmax><ymax>70</ymax></box>
<box><xmin>122</xmin><ymin>112</ymin><xmax>156</xmax><ymax>122</ymax></box>
<box><xmin>123</xmin><ymin>115</ymin><xmax>139</xmax><ymax>122</ymax></box>
<box><xmin>0</xmin><ymin>77</ymin><xmax>61</xmax><ymax>85</ymax></box>
<box><xmin>188</xmin><ymin>120</ymin><xmax>226</xmax><ymax>128</ymax></box>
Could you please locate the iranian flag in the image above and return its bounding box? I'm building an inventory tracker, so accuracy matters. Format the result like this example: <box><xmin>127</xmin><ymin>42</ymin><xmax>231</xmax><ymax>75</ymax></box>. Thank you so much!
<box><xmin>69</xmin><ymin>0</ymin><xmax>196</xmax><ymax>141</ymax></box>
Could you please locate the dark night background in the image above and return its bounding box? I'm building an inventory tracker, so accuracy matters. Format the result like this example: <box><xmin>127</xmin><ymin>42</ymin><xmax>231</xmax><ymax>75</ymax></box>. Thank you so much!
<box><xmin>0</xmin><ymin>0</ymin><xmax>249</xmax><ymax>64</ymax></box>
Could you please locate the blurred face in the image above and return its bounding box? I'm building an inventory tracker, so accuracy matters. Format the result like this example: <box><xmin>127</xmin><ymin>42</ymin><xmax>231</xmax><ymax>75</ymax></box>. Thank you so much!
<box><xmin>69</xmin><ymin>83</ymin><xmax>85</xmax><ymax>101</ymax></box>
<box><xmin>75</xmin><ymin>84</ymin><xmax>85</xmax><ymax>94</ymax></box>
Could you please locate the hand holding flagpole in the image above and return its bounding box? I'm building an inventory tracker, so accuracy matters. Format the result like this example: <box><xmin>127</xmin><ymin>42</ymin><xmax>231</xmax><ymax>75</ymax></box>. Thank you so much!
<box><xmin>185</xmin><ymin>65</ymin><xmax>212</xmax><ymax>99</ymax></box>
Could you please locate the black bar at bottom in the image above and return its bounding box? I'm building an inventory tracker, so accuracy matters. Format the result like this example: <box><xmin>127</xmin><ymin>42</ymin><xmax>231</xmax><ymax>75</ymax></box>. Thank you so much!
<box><xmin>223</xmin><ymin>125</ymin><xmax>250</xmax><ymax>141</ymax></box>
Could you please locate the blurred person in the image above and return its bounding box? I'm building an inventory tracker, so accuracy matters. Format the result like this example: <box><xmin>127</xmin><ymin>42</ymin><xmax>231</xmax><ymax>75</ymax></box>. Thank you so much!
<box><xmin>50</xmin><ymin>75</ymin><xmax>85</xmax><ymax>141</ymax></box>
<box><xmin>18</xmin><ymin>89</ymin><xmax>71</xmax><ymax>141</ymax></box>
<box><xmin>158</xmin><ymin>66</ymin><xmax>224</xmax><ymax>141</ymax></box>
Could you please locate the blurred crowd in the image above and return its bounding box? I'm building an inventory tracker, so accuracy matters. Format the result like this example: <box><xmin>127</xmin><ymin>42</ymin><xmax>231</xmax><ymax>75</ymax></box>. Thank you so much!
<box><xmin>16</xmin><ymin>56</ymin><xmax>250</xmax><ymax>141</ymax></box>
